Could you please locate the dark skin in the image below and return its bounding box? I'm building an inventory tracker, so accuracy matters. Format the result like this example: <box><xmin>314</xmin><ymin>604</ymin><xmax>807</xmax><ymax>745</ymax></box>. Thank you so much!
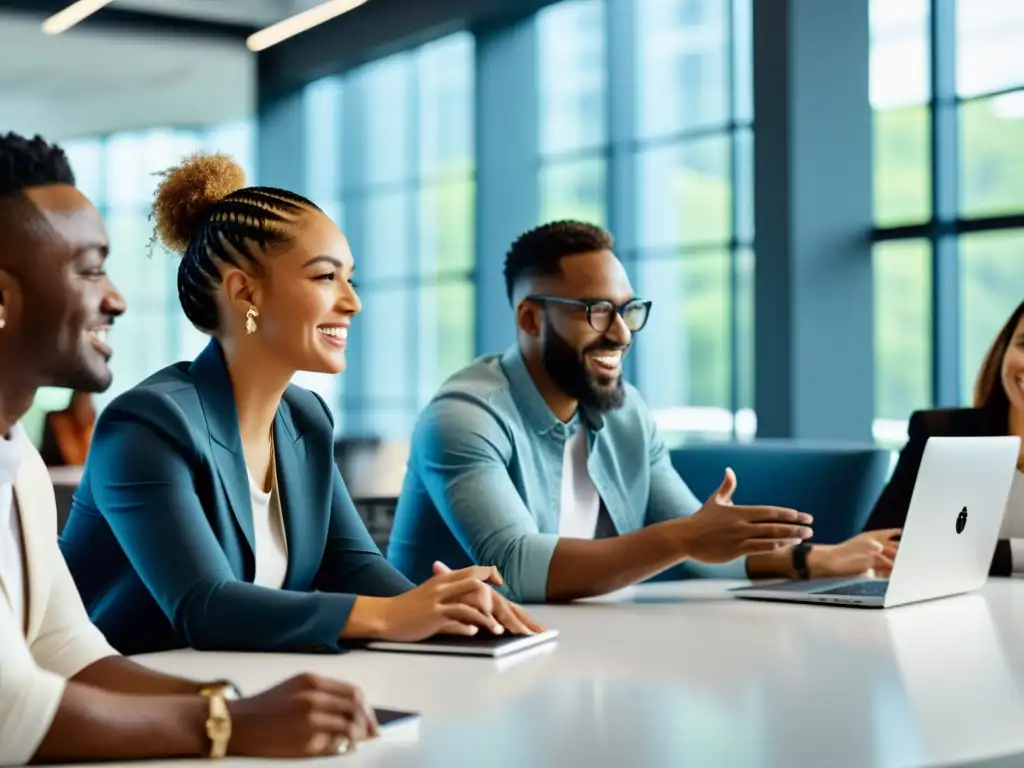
<box><xmin>512</xmin><ymin>249</ymin><xmax>898</xmax><ymax>601</ymax></box>
<box><xmin>0</xmin><ymin>184</ymin><xmax>379</xmax><ymax>761</ymax></box>
<box><xmin>0</xmin><ymin>186</ymin><xmax>124</xmax><ymax>436</ymax></box>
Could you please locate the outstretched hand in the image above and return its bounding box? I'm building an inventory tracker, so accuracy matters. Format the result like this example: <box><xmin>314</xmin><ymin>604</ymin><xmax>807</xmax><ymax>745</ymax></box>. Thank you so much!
<box><xmin>679</xmin><ymin>468</ymin><xmax>815</xmax><ymax>563</ymax></box>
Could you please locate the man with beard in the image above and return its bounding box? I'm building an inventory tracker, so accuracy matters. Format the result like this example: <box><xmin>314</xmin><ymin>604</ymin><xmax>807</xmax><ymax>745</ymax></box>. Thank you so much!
<box><xmin>388</xmin><ymin>221</ymin><xmax>898</xmax><ymax>602</ymax></box>
<box><xmin>0</xmin><ymin>132</ymin><xmax>379</xmax><ymax>763</ymax></box>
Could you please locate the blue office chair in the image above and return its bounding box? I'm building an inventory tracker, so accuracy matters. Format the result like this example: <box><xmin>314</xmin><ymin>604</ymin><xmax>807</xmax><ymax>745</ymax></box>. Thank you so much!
<box><xmin>669</xmin><ymin>441</ymin><xmax>893</xmax><ymax>544</ymax></box>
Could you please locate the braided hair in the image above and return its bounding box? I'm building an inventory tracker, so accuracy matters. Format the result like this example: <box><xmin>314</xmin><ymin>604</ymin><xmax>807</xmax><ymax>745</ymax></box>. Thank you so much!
<box><xmin>151</xmin><ymin>152</ymin><xmax>320</xmax><ymax>333</ymax></box>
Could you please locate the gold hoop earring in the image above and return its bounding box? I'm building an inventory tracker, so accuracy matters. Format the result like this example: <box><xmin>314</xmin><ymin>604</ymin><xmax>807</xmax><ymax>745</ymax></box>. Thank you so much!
<box><xmin>245</xmin><ymin>306</ymin><xmax>259</xmax><ymax>335</ymax></box>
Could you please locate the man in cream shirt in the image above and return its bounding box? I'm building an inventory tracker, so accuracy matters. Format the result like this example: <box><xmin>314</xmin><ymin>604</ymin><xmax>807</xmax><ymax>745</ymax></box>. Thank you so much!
<box><xmin>0</xmin><ymin>132</ymin><xmax>378</xmax><ymax>764</ymax></box>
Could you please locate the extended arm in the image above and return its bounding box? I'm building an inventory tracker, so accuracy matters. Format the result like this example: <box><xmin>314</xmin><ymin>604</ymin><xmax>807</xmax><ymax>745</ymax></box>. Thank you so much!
<box><xmin>31</xmin><ymin>687</ymin><xmax>209</xmax><ymax>765</ymax></box>
<box><xmin>1</xmin><ymin>599</ymin><xmax>208</xmax><ymax>766</ymax></box>
<box><xmin>416</xmin><ymin>398</ymin><xmax>705</xmax><ymax>602</ymax></box>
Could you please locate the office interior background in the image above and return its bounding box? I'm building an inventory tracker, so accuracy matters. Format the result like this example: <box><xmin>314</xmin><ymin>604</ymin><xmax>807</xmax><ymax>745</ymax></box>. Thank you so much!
<box><xmin>3</xmin><ymin>0</ymin><xmax>1022</xmax><ymax>464</ymax></box>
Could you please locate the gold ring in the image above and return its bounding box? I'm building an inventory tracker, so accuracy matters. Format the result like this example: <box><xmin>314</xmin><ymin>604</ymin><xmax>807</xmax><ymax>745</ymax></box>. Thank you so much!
<box><xmin>334</xmin><ymin>736</ymin><xmax>351</xmax><ymax>755</ymax></box>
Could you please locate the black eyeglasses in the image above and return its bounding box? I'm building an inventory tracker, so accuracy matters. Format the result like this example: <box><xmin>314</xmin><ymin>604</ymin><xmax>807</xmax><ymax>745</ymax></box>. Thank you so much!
<box><xmin>527</xmin><ymin>295</ymin><xmax>653</xmax><ymax>333</ymax></box>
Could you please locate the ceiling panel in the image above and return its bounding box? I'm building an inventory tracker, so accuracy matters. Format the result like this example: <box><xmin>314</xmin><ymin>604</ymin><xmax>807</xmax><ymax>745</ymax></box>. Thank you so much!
<box><xmin>0</xmin><ymin>11</ymin><xmax>254</xmax><ymax>140</ymax></box>
<box><xmin>110</xmin><ymin>0</ymin><xmax>297</xmax><ymax>26</ymax></box>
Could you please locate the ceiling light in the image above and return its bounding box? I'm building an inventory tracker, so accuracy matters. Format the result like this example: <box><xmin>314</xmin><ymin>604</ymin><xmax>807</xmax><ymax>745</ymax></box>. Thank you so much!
<box><xmin>42</xmin><ymin>0</ymin><xmax>115</xmax><ymax>35</ymax></box>
<box><xmin>246</xmin><ymin>0</ymin><xmax>370</xmax><ymax>52</ymax></box>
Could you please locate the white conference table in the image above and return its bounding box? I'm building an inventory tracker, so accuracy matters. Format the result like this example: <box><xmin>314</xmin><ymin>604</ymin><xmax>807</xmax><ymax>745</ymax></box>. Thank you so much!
<box><xmin>98</xmin><ymin>580</ymin><xmax>1024</xmax><ymax>767</ymax></box>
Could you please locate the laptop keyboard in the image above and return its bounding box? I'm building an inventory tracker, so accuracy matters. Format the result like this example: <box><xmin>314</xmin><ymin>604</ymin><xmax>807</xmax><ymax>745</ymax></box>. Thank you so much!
<box><xmin>817</xmin><ymin>580</ymin><xmax>889</xmax><ymax>598</ymax></box>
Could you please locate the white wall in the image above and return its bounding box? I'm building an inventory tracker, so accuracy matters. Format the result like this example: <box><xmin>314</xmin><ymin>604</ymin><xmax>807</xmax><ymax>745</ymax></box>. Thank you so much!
<box><xmin>0</xmin><ymin>11</ymin><xmax>255</xmax><ymax>140</ymax></box>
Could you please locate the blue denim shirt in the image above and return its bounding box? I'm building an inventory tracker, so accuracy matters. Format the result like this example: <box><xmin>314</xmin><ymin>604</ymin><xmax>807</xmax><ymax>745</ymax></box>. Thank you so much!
<box><xmin>387</xmin><ymin>346</ymin><xmax>747</xmax><ymax>602</ymax></box>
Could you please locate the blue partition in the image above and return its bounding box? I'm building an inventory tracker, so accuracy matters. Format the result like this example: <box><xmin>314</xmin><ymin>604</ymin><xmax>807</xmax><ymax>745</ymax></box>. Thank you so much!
<box><xmin>669</xmin><ymin>441</ymin><xmax>893</xmax><ymax>545</ymax></box>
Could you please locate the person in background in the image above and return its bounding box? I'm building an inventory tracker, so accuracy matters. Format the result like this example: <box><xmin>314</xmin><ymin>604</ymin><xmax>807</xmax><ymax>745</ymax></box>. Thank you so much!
<box><xmin>60</xmin><ymin>152</ymin><xmax>540</xmax><ymax>657</ymax></box>
<box><xmin>40</xmin><ymin>389</ymin><xmax>95</xmax><ymax>466</ymax></box>
<box><xmin>864</xmin><ymin>298</ymin><xmax>1024</xmax><ymax>575</ymax></box>
<box><xmin>0</xmin><ymin>132</ymin><xmax>379</xmax><ymax>764</ymax></box>
<box><xmin>388</xmin><ymin>220</ymin><xmax>900</xmax><ymax>603</ymax></box>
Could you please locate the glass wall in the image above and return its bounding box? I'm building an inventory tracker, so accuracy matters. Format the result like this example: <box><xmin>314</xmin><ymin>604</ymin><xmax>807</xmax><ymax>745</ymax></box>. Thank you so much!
<box><xmin>26</xmin><ymin>122</ymin><xmax>254</xmax><ymax>445</ymax></box>
<box><xmin>300</xmin><ymin>32</ymin><xmax>475</xmax><ymax>439</ymax></box>
<box><xmin>871</xmin><ymin>0</ymin><xmax>1024</xmax><ymax>444</ymax></box>
<box><xmin>537</xmin><ymin>0</ymin><xmax>608</xmax><ymax>225</ymax></box>
<box><xmin>537</xmin><ymin>0</ymin><xmax>754</xmax><ymax>442</ymax></box>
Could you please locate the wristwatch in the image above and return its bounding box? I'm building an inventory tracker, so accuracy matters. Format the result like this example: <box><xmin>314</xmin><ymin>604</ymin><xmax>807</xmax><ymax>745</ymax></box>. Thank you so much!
<box><xmin>792</xmin><ymin>542</ymin><xmax>814</xmax><ymax>580</ymax></box>
<box><xmin>200</xmin><ymin>687</ymin><xmax>233</xmax><ymax>759</ymax></box>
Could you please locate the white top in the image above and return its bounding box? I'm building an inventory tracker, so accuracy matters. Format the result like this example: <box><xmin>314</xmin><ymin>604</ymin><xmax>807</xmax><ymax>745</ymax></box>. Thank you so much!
<box><xmin>0</xmin><ymin>424</ymin><xmax>26</xmax><ymax>630</ymax></box>
<box><xmin>558</xmin><ymin>426</ymin><xmax>601</xmax><ymax>539</ymax></box>
<box><xmin>999</xmin><ymin>471</ymin><xmax>1024</xmax><ymax>575</ymax></box>
<box><xmin>0</xmin><ymin>423</ymin><xmax>115</xmax><ymax>766</ymax></box>
<box><xmin>248</xmin><ymin>451</ymin><xmax>289</xmax><ymax>590</ymax></box>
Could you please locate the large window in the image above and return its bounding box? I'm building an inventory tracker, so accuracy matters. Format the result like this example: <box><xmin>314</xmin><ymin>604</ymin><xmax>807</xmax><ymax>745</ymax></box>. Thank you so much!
<box><xmin>25</xmin><ymin>123</ymin><xmax>254</xmax><ymax>445</ymax></box>
<box><xmin>537</xmin><ymin>0</ymin><xmax>608</xmax><ymax>224</ymax></box>
<box><xmin>536</xmin><ymin>0</ymin><xmax>754</xmax><ymax>441</ymax></box>
<box><xmin>871</xmin><ymin>0</ymin><xmax>1024</xmax><ymax>444</ymax></box>
<box><xmin>301</xmin><ymin>32</ymin><xmax>475</xmax><ymax>439</ymax></box>
<box><xmin>632</xmin><ymin>0</ymin><xmax>754</xmax><ymax>442</ymax></box>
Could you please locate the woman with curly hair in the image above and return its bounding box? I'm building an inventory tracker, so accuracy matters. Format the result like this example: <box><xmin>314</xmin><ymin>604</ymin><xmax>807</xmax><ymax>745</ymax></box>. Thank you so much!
<box><xmin>59</xmin><ymin>153</ymin><xmax>541</xmax><ymax>656</ymax></box>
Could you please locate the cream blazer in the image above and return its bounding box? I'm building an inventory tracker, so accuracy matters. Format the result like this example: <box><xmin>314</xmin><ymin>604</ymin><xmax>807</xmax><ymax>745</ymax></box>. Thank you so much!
<box><xmin>0</xmin><ymin>434</ymin><xmax>114</xmax><ymax>766</ymax></box>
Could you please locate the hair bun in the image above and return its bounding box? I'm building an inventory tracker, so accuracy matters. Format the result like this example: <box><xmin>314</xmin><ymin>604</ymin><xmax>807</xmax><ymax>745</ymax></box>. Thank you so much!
<box><xmin>151</xmin><ymin>152</ymin><xmax>246</xmax><ymax>253</ymax></box>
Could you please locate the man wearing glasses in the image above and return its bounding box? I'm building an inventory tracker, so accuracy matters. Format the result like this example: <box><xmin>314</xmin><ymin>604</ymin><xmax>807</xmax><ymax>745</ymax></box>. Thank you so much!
<box><xmin>388</xmin><ymin>220</ymin><xmax>894</xmax><ymax>602</ymax></box>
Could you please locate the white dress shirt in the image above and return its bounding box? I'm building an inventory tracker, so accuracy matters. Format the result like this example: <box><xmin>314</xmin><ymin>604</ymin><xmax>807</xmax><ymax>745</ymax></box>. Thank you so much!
<box><xmin>558</xmin><ymin>425</ymin><xmax>602</xmax><ymax>539</ymax></box>
<box><xmin>248</xmin><ymin>450</ymin><xmax>289</xmax><ymax>590</ymax></box>
<box><xmin>0</xmin><ymin>423</ymin><xmax>116</xmax><ymax>767</ymax></box>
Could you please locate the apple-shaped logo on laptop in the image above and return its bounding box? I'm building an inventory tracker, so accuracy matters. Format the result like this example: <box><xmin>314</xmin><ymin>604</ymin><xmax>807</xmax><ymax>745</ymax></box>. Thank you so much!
<box><xmin>956</xmin><ymin>507</ymin><xmax>968</xmax><ymax>534</ymax></box>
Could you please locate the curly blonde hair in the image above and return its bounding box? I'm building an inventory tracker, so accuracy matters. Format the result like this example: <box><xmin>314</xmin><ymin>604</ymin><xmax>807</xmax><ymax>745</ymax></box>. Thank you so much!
<box><xmin>148</xmin><ymin>152</ymin><xmax>319</xmax><ymax>333</ymax></box>
<box><xmin>151</xmin><ymin>152</ymin><xmax>246</xmax><ymax>254</ymax></box>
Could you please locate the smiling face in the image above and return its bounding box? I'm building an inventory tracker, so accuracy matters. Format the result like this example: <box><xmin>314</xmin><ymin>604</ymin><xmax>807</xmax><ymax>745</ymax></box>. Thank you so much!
<box><xmin>226</xmin><ymin>207</ymin><xmax>360</xmax><ymax>376</ymax></box>
<box><xmin>525</xmin><ymin>249</ymin><xmax>636</xmax><ymax>412</ymax></box>
<box><xmin>1000</xmin><ymin>313</ymin><xmax>1024</xmax><ymax>416</ymax></box>
<box><xmin>0</xmin><ymin>185</ymin><xmax>126</xmax><ymax>392</ymax></box>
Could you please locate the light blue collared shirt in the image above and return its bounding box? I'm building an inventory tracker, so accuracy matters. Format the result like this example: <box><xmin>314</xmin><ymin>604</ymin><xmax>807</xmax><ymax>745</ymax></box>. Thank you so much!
<box><xmin>387</xmin><ymin>346</ymin><xmax>747</xmax><ymax>602</ymax></box>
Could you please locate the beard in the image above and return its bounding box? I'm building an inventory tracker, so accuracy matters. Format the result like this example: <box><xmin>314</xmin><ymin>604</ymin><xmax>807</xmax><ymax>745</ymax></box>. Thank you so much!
<box><xmin>541</xmin><ymin>323</ymin><xmax>627</xmax><ymax>413</ymax></box>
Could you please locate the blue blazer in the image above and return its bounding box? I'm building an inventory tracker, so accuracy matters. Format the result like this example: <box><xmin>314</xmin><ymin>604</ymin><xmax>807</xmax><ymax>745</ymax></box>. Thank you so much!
<box><xmin>60</xmin><ymin>341</ymin><xmax>413</xmax><ymax>655</ymax></box>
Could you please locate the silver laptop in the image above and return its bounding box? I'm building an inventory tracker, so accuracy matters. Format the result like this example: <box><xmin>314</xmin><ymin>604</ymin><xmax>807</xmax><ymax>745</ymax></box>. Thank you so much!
<box><xmin>732</xmin><ymin>436</ymin><xmax>1020</xmax><ymax>608</ymax></box>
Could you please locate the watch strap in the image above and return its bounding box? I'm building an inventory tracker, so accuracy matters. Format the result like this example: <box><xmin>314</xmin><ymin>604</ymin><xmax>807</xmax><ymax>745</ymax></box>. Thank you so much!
<box><xmin>792</xmin><ymin>542</ymin><xmax>813</xmax><ymax>580</ymax></box>
<box><xmin>201</xmin><ymin>688</ymin><xmax>232</xmax><ymax>759</ymax></box>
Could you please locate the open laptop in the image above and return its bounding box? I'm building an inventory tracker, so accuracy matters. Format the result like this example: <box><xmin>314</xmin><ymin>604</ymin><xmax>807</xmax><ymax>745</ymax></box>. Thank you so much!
<box><xmin>731</xmin><ymin>436</ymin><xmax>1020</xmax><ymax>608</ymax></box>
<box><xmin>366</xmin><ymin>629</ymin><xmax>560</xmax><ymax>658</ymax></box>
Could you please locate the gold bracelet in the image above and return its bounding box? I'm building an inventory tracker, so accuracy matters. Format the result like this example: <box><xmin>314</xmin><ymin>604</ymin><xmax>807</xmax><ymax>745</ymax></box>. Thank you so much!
<box><xmin>200</xmin><ymin>688</ymin><xmax>232</xmax><ymax>759</ymax></box>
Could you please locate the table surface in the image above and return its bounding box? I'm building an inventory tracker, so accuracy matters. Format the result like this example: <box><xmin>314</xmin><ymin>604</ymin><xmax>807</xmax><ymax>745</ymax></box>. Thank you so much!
<box><xmin>73</xmin><ymin>579</ymin><xmax>1024</xmax><ymax>768</ymax></box>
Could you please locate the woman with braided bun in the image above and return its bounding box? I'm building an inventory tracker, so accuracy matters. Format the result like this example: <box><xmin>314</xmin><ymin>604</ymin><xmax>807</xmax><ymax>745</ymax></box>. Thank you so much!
<box><xmin>60</xmin><ymin>152</ymin><xmax>541</xmax><ymax>656</ymax></box>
